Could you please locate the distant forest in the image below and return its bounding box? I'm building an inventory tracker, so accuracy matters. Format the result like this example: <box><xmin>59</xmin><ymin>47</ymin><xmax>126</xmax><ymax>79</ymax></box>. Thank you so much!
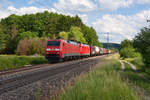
<box><xmin>0</xmin><ymin>11</ymin><xmax>102</xmax><ymax>54</ymax></box>
<box><xmin>103</xmin><ymin>43</ymin><xmax>120</xmax><ymax>51</ymax></box>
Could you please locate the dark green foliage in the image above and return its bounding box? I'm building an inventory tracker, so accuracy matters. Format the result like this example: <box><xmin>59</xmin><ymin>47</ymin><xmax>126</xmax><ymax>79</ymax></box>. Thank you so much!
<box><xmin>0</xmin><ymin>25</ymin><xmax>10</xmax><ymax>53</ymax></box>
<box><xmin>0</xmin><ymin>11</ymin><xmax>102</xmax><ymax>54</ymax></box>
<box><xmin>0</xmin><ymin>12</ymin><xmax>83</xmax><ymax>37</ymax></box>
<box><xmin>103</xmin><ymin>43</ymin><xmax>120</xmax><ymax>51</ymax></box>
<box><xmin>119</xmin><ymin>39</ymin><xmax>141</xmax><ymax>58</ymax></box>
<box><xmin>133</xmin><ymin>27</ymin><xmax>150</xmax><ymax>67</ymax></box>
<box><xmin>81</xmin><ymin>25</ymin><xmax>103</xmax><ymax>47</ymax></box>
<box><xmin>16</xmin><ymin>31</ymin><xmax>38</xmax><ymax>42</ymax></box>
<box><xmin>120</xmin><ymin>47</ymin><xmax>141</xmax><ymax>58</ymax></box>
<box><xmin>120</xmin><ymin>39</ymin><xmax>132</xmax><ymax>50</ymax></box>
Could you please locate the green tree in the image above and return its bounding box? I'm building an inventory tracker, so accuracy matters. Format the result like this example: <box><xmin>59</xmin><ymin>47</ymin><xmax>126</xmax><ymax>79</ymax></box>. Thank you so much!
<box><xmin>120</xmin><ymin>39</ymin><xmax>132</xmax><ymax>50</ymax></box>
<box><xmin>0</xmin><ymin>12</ymin><xmax>101</xmax><ymax>54</ymax></box>
<box><xmin>0</xmin><ymin>26</ymin><xmax>9</xmax><ymax>53</ymax></box>
<box><xmin>120</xmin><ymin>47</ymin><xmax>140</xmax><ymax>58</ymax></box>
<box><xmin>81</xmin><ymin>25</ymin><xmax>102</xmax><ymax>47</ymax></box>
<box><xmin>133</xmin><ymin>27</ymin><xmax>150</xmax><ymax>66</ymax></box>
<box><xmin>58</xmin><ymin>31</ymin><xmax>69</xmax><ymax>40</ymax></box>
<box><xmin>16</xmin><ymin>31</ymin><xmax>38</xmax><ymax>43</ymax></box>
<box><xmin>120</xmin><ymin>39</ymin><xmax>141</xmax><ymax>58</ymax></box>
<box><xmin>69</xmin><ymin>26</ymin><xmax>87</xmax><ymax>43</ymax></box>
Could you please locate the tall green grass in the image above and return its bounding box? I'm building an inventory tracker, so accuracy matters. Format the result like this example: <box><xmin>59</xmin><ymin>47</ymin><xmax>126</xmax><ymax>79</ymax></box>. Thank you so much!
<box><xmin>56</xmin><ymin>60</ymin><xmax>141</xmax><ymax>100</ymax></box>
<box><xmin>124</xmin><ymin>56</ymin><xmax>145</xmax><ymax>70</ymax></box>
<box><xmin>121</xmin><ymin>60</ymin><xmax>150</xmax><ymax>95</ymax></box>
<box><xmin>0</xmin><ymin>55</ymin><xmax>48</xmax><ymax>70</ymax></box>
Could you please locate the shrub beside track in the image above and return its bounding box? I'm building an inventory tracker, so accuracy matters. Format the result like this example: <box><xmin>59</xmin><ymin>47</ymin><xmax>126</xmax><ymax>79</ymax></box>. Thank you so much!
<box><xmin>0</xmin><ymin>55</ymin><xmax>47</xmax><ymax>70</ymax></box>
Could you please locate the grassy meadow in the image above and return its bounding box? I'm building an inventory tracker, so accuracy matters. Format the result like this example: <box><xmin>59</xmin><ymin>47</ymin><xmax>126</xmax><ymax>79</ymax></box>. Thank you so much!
<box><xmin>0</xmin><ymin>55</ymin><xmax>48</xmax><ymax>70</ymax></box>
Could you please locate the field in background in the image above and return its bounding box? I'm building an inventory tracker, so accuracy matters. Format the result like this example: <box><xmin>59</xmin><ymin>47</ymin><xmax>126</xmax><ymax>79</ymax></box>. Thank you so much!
<box><xmin>0</xmin><ymin>55</ymin><xmax>47</xmax><ymax>70</ymax></box>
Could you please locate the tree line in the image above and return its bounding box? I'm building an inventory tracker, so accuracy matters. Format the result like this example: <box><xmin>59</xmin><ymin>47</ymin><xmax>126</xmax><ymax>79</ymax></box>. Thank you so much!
<box><xmin>0</xmin><ymin>11</ymin><xmax>102</xmax><ymax>54</ymax></box>
<box><xmin>120</xmin><ymin>27</ymin><xmax>150</xmax><ymax>68</ymax></box>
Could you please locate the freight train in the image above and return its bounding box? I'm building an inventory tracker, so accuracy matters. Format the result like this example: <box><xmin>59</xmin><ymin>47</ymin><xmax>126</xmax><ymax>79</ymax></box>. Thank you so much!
<box><xmin>45</xmin><ymin>39</ymin><xmax>113</xmax><ymax>62</ymax></box>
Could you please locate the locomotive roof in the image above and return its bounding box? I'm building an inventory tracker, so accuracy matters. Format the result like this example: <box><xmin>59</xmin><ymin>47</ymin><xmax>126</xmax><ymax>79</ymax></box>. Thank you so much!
<box><xmin>47</xmin><ymin>39</ymin><xmax>89</xmax><ymax>46</ymax></box>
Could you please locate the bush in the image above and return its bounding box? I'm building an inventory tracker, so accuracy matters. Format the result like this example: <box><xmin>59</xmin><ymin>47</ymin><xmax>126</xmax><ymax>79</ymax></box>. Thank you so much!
<box><xmin>143</xmin><ymin>47</ymin><xmax>150</xmax><ymax>66</ymax></box>
<box><xmin>16</xmin><ymin>38</ymin><xmax>47</xmax><ymax>55</ymax></box>
<box><xmin>133</xmin><ymin>28</ymin><xmax>150</xmax><ymax>67</ymax></box>
<box><xmin>120</xmin><ymin>47</ymin><xmax>141</xmax><ymax>58</ymax></box>
<box><xmin>0</xmin><ymin>55</ymin><xmax>47</xmax><ymax>70</ymax></box>
<box><xmin>131</xmin><ymin>56</ymin><xmax>145</xmax><ymax>69</ymax></box>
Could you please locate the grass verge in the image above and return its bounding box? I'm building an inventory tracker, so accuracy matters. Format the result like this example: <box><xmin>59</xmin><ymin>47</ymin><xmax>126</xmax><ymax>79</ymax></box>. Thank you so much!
<box><xmin>0</xmin><ymin>55</ymin><xmax>48</xmax><ymax>70</ymax></box>
<box><xmin>121</xmin><ymin>58</ymin><xmax>150</xmax><ymax>96</ymax></box>
<box><xmin>56</xmin><ymin>56</ymin><xmax>141</xmax><ymax>100</ymax></box>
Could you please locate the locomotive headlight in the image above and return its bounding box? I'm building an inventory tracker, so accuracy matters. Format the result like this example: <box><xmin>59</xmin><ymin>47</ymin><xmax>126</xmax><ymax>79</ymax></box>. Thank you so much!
<box><xmin>55</xmin><ymin>48</ymin><xmax>60</xmax><ymax>51</ymax></box>
<box><xmin>56</xmin><ymin>52</ymin><xmax>59</xmax><ymax>54</ymax></box>
<box><xmin>46</xmin><ymin>48</ymin><xmax>51</xmax><ymax>51</ymax></box>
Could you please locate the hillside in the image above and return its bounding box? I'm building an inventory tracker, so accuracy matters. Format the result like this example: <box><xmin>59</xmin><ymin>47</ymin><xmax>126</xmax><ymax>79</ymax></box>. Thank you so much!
<box><xmin>0</xmin><ymin>11</ymin><xmax>102</xmax><ymax>54</ymax></box>
<box><xmin>103</xmin><ymin>43</ymin><xmax>120</xmax><ymax>50</ymax></box>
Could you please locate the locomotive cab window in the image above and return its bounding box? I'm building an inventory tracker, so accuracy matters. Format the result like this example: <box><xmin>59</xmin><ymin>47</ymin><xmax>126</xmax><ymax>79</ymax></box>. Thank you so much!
<box><xmin>47</xmin><ymin>41</ymin><xmax>60</xmax><ymax>46</ymax></box>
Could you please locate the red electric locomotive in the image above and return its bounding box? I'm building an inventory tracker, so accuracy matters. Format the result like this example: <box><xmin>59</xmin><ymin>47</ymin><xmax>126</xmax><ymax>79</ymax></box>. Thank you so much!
<box><xmin>46</xmin><ymin>39</ymin><xmax>86</xmax><ymax>62</ymax></box>
<box><xmin>45</xmin><ymin>39</ymin><xmax>113</xmax><ymax>63</ymax></box>
<box><xmin>45</xmin><ymin>39</ymin><xmax>62</xmax><ymax>62</ymax></box>
<box><xmin>45</xmin><ymin>39</ymin><xmax>91</xmax><ymax>62</ymax></box>
<box><xmin>80</xmin><ymin>44</ymin><xmax>90</xmax><ymax>57</ymax></box>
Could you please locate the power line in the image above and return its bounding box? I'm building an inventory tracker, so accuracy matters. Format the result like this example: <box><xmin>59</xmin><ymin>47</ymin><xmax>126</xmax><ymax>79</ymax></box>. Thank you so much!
<box><xmin>147</xmin><ymin>19</ymin><xmax>150</xmax><ymax>28</ymax></box>
<box><xmin>101</xmin><ymin>32</ymin><xmax>109</xmax><ymax>47</ymax></box>
<box><xmin>107</xmin><ymin>32</ymin><xmax>109</xmax><ymax>49</ymax></box>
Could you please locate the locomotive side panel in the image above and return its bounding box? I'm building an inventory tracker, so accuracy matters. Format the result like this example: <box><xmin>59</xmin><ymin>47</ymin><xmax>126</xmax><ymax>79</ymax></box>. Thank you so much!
<box><xmin>80</xmin><ymin>44</ymin><xmax>90</xmax><ymax>57</ymax></box>
<box><xmin>62</xmin><ymin>41</ymin><xmax>80</xmax><ymax>58</ymax></box>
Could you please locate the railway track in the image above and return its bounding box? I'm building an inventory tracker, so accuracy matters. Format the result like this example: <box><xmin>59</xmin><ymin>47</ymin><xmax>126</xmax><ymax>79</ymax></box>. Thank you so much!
<box><xmin>0</xmin><ymin>64</ymin><xmax>49</xmax><ymax>76</ymax></box>
<box><xmin>0</xmin><ymin>55</ymin><xmax>105</xmax><ymax>76</ymax></box>
<box><xmin>0</xmin><ymin>55</ymin><xmax>106</xmax><ymax>95</ymax></box>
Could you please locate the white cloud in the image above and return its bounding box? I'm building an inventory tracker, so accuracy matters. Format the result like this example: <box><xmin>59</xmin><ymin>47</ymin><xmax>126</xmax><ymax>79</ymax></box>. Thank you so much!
<box><xmin>92</xmin><ymin>10</ymin><xmax>150</xmax><ymax>43</ymax></box>
<box><xmin>136</xmin><ymin>0</ymin><xmax>150</xmax><ymax>4</ymax></box>
<box><xmin>98</xmin><ymin>0</ymin><xmax>133</xmax><ymax>11</ymax></box>
<box><xmin>78</xmin><ymin>14</ymin><xmax>88</xmax><ymax>23</ymax></box>
<box><xmin>0</xmin><ymin>10</ymin><xmax>10</xmax><ymax>20</ymax></box>
<box><xmin>0</xmin><ymin>6</ymin><xmax>88</xmax><ymax>24</ymax></box>
<box><xmin>54</xmin><ymin>0</ymin><xmax>97</xmax><ymax>12</ymax></box>
<box><xmin>7</xmin><ymin>6</ymin><xmax>57</xmax><ymax>15</ymax></box>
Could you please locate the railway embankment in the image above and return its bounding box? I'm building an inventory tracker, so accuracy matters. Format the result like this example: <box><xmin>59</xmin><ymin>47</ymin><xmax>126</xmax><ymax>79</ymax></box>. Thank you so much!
<box><xmin>0</xmin><ymin>55</ymin><xmax>105</xmax><ymax>100</ymax></box>
<box><xmin>56</xmin><ymin>54</ymin><xmax>141</xmax><ymax>100</ymax></box>
<box><xmin>0</xmin><ymin>55</ymin><xmax>48</xmax><ymax>71</ymax></box>
<box><xmin>56</xmin><ymin>54</ymin><xmax>150</xmax><ymax>100</ymax></box>
<box><xmin>0</xmin><ymin>54</ymin><xmax>149</xmax><ymax>100</ymax></box>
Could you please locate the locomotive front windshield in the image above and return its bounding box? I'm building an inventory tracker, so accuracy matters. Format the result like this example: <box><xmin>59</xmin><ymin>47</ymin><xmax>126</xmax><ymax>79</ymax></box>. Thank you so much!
<box><xmin>47</xmin><ymin>41</ymin><xmax>60</xmax><ymax>46</ymax></box>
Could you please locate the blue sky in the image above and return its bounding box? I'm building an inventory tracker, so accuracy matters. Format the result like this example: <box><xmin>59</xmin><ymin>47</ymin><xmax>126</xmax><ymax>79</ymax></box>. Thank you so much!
<box><xmin>0</xmin><ymin>0</ymin><xmax>150</xmax><ymax>43</ymax></box>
